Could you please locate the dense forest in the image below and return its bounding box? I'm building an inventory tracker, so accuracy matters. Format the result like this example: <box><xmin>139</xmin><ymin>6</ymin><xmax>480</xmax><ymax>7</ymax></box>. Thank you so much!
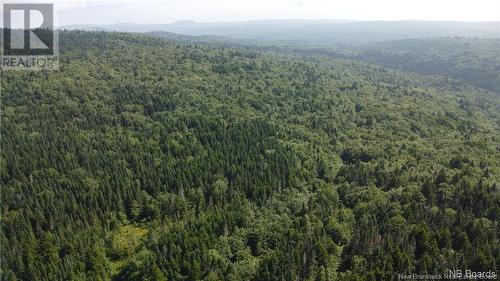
<box><xmin>1</xmin><ymin>31</ymin><xmax>499</xmax><ymax>281</ymax></box>
<box><xmin>351</xmin><ymin>38</ymin><xmax>500</xmax><ymax>93</ymax></box>
<box><xmin>151</xmin><ymin>33</ymin><xmax>500</xmax><ymax>93</ymax></box>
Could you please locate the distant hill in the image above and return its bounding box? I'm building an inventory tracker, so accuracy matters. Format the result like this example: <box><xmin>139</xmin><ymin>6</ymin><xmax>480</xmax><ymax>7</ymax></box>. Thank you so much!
<box><xmin>61</xmin><ymin>20</ymin><xmax>500</xmax><ymax>45</ymax></box>
<box><xmin>150</xmin><ymin>32</ymin><xmax>500</xmax><ymax>93</ymax></box>
<box><xmin>352</xmin><ymin>38</ymin><xmax>500</xmax><ymax>92</ymax></box>
<box><xmin>295</xmin><ymin>38</ymin><xmax>500</xmax><ymax>93</ymax></box>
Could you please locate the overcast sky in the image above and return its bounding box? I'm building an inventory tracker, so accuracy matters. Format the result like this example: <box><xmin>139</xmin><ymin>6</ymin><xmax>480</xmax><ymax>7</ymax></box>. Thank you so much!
<box><xmin>4</xmin><ymin>0</ymin><xmax>500</xmax><ymax>26</ymax></box>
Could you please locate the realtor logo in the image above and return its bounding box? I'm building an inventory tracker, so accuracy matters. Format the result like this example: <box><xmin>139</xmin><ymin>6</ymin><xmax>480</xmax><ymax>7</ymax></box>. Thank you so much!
<box><xmin>2</xmin><ymin>3</ymin><xmax>59</xmax><ymax>70</ymax></box>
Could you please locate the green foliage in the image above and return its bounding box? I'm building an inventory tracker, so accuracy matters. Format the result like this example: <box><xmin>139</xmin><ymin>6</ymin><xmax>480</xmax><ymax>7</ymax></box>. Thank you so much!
<box><xmin>1</xmin><ymin>31</ymin><xmax>499</xmax><ymax>281</ymax></box>
<box><xmin>353</xmin><ymin>38</ymin><xmax>500</xmax><ymax>93</ymax></box>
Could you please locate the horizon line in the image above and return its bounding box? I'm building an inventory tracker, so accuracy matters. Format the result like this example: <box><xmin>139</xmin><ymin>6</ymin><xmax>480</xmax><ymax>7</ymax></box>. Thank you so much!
<box><xmin>57</xmin><ymin>18</ymin><xmax>500</xmax><ymax>27</ymax></box>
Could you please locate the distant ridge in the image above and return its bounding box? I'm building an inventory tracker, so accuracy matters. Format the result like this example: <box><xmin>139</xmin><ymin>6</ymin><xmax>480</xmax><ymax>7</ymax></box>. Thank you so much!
<box><xmin>61</xmin><ymin>20</ymin><xmax>500</xmax><ymax>45</ymax></box>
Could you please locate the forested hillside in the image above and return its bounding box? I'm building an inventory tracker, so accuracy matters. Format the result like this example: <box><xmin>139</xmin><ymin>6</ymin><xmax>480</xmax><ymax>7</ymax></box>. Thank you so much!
<box><xmin>64</xmin><ymin>20</ymin><xmax>500</xmax><ymax>44</ymax></box>
<box><xmin>150</xmin><ymin>33</ymin><xmax>500</xmax><ymax>93</ymax></box>
<box><xmin>1</xmin><ymin>31</ymin><xmax>499</xmax><ymax>281</ymax></box>
<box><xmin>352</xmin><ymin>38</ymin><xmax>500</xmax><ymax>93</ymax></box>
